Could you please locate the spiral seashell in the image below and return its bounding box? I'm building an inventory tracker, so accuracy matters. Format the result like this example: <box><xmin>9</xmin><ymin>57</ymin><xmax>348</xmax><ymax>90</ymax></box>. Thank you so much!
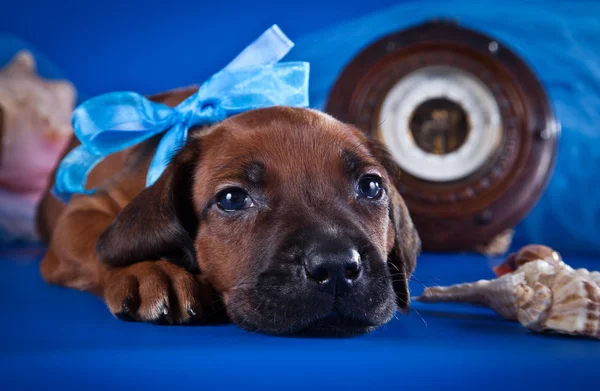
<box><xmin>417</xmin><ymin>273</ymin><xmax>522</xmax><ymax>320</ymax></box>
<box><xmin>415</xmin><ymin>255</ymin><xmax>600</xmax><ymax>340</ymax></box>
<box><xmin>574</xmin><ymin>268</ymin><xmax>600</xmax><ymax>287</ymax></box>
<box><xmin>542</xmin><ymin>265</ymin><xmax>600</xmax><ymax>338</ymax></box>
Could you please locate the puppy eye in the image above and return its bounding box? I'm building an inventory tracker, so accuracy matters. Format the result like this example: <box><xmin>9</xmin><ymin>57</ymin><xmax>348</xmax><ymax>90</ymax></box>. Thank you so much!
<box><xmin>216</xmin><ymin>188</ymin><xmax>254</xmax><ymax>211</ymax></box>
<box><xmin>357</xmin><ymin>175</ymin><xmax>383</xmax><ymax>199</ymax></box>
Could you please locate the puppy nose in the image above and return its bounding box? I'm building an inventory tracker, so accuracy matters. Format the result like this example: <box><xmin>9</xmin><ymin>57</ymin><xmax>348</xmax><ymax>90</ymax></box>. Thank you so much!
<box><xmin>305</xmin><ymin>248</ymin><xmax>362</xmax><ymax>295</ymax></box>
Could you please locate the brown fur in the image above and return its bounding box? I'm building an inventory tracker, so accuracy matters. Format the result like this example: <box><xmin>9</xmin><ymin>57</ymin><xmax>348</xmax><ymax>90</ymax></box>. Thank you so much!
<box><xmin>37</xmin><ymin>90</ymin><xmax>420</xmax><ymax>335</ymax></box>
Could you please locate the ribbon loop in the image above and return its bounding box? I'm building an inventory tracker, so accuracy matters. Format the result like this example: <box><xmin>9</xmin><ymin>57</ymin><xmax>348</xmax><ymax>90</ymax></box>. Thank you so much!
<box><xmin>52</xmin><ymin>25</ymin><xmax>310</xmax><ymax>203</ymax></box>
<box><xmin>73</xmin><ymin>92</ymin><xmax>179</xmax><ymax>155</ymax></box>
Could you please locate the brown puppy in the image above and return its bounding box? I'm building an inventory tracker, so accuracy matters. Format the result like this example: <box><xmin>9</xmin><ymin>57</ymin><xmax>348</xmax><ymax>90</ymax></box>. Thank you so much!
<box><xmin>37</xmin><ymin>89</ymin><xmax>420</xmax><ymax>336</ymax></box>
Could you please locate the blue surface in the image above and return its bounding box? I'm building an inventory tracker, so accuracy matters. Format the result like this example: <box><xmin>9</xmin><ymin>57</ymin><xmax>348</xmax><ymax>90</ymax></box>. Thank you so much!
<box><xmin>1</xmin><ymin>246</ymin><xmax>599</xmax><ymax>388</ymax></box>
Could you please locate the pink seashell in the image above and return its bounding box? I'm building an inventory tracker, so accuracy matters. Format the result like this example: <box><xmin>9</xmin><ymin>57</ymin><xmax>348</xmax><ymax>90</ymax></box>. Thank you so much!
<box><xmin>0</xmin><ymin>50</ymin><xmax>76</xmax><ymax>200</ymax></box>
<box><xmin>0</xmin><ymin>50</ymin><xmax>76</xmax><ymax>242</ymax></box>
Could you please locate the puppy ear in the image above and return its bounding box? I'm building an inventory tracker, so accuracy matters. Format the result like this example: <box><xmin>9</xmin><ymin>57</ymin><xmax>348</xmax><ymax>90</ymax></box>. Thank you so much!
<box><xmin>387</xmin><ymin>186</ymin><xmax>420</xmax><ymax>314</ymax></box>
<box><xmin>96</xmin><ymin>144</ymin><xmax>201</xmax><ymax>274</ymax></box>
<box><xmin>366</xmin><ymin>136</ymin><xmax>421</xmax><ymax>314</ymax></box>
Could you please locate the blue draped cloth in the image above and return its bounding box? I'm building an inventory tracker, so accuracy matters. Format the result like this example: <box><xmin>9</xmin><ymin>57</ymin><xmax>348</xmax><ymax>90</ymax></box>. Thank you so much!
<box><xmin>286</xmin><ymin>0</ymin><xmax>600</xmax><ymax>257</ymax></box>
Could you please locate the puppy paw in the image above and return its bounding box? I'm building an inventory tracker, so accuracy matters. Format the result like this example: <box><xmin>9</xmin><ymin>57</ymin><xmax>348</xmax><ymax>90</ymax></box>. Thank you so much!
<box><xmin>103</xmin><ymin>261</ymin><xmax>203</xmax><ymax>324</ymax></box>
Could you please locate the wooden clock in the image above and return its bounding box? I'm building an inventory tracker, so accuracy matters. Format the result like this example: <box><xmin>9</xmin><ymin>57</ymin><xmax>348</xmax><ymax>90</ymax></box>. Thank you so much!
<box><xmin>325</xmin><ymin>20</ymin><xmax>559</xmax><ymax>253</ymax></box>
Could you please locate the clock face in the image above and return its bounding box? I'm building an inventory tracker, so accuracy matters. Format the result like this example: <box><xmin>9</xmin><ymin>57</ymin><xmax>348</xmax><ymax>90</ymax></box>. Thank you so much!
<box><xmin>378</xmin><ymin>65</ymin><xmax>502</xmax><ymax>182</ymax></box>
<box><xmin>325</xmin><ymin>21</ymin><xmax>558</xmax><ymax>252</ymax></box>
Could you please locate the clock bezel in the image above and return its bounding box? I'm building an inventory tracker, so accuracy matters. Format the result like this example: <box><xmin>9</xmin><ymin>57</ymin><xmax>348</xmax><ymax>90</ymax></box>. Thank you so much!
<box><xmin>325</xmin><ymin>20</ymin><xmax>559</xmax><ymax>252</ymax></box>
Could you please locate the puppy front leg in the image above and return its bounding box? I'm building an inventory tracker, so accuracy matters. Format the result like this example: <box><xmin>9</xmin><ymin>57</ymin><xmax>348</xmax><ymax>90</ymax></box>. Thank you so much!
<box><xmin>102</xmin><ymin>260</ymin><xmax>209</xmax><ymax>324</ymax></box>
<box><xmin>40</xmin><ymin>197</ymin><xmax>208</xmax><ymax>324</ymax></box>
<box><xmin>40</xmin><ymin>203</ymin><xmax>116</xmax><ymax>296</ymax></box>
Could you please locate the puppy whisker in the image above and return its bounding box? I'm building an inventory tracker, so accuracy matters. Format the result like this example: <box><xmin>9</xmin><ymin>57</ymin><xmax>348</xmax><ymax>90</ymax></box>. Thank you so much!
<box><xmin>409</xmin><ymin>275</ymin><xmax>430</xmax><ymax>290</ymax></box>
<box><xmin>412</xmin><ymin>307</ymin><xmax>428</xmax><ymax>329</ymax></box>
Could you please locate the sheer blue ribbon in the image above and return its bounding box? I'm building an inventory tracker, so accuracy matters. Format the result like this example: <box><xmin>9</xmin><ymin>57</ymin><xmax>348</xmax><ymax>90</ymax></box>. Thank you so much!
<box><xmin>52</xmin><ymin>25</ymin><xmax>309</xmax><ymax>203</ymax></box>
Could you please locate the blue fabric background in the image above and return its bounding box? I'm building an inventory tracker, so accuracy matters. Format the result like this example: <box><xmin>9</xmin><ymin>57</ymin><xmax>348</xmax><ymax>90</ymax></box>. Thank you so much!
<box><xmin>1</xmin><ymin>0</ymin><xmax>599</xmax><ymax>256</ymax></box>
<box><xmin>286</xmin><ymin>0</ymin><xmax>600</xmax><ymax>257</ymax></box>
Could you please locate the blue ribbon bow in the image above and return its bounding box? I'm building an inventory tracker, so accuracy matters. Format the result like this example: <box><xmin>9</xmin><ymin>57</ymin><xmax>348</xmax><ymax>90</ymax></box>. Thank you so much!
<box><xmin>52</xmin><ymin>25</ymin><xmax>310</xmax><ymax>203</ymax></box>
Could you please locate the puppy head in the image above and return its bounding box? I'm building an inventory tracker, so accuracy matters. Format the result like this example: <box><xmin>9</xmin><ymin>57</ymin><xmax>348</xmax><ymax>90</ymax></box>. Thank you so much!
<box><xmin>98</xmin><ymin>107</ymin><xmax>420</xmax><ymax>336</ymax></box>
